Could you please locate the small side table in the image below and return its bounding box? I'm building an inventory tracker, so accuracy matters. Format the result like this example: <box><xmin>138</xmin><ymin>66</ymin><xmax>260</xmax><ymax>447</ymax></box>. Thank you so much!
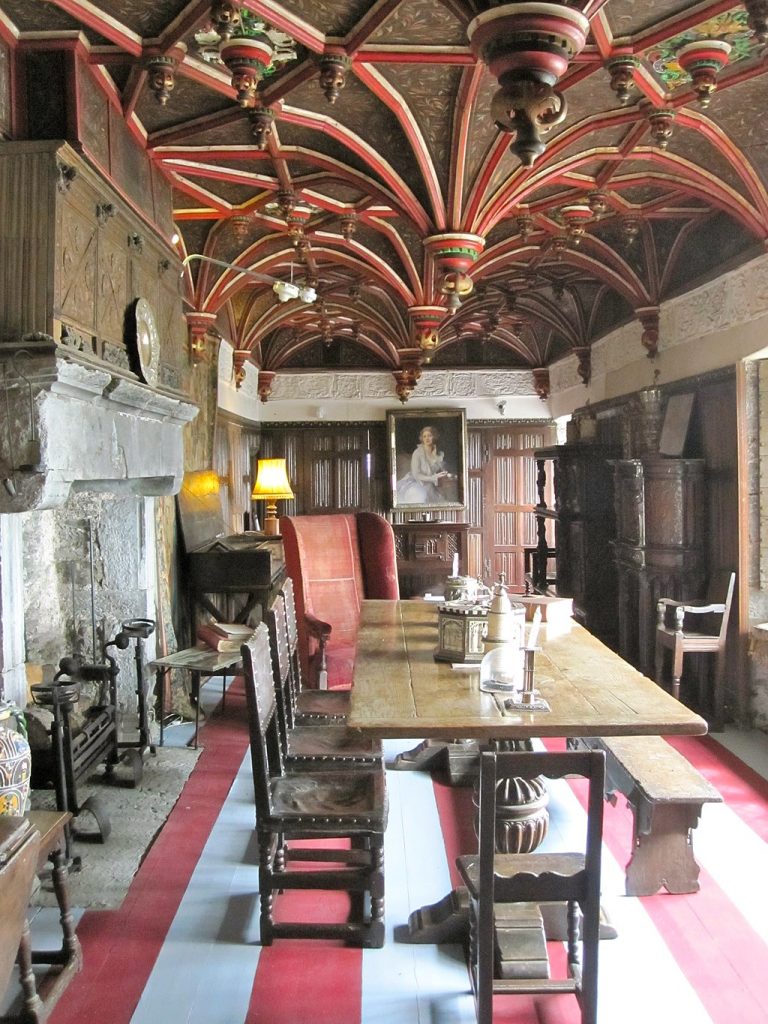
<box><xmin>151</xmin><ymin>646</ymin><xmax>242</xmax><ymax>748</ymax></box>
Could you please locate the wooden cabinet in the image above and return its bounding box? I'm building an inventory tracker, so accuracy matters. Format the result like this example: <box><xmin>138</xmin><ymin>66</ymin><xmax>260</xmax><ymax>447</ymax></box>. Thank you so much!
<box><xmin>393</xmin><ymin>522</ymin><xmax>469</xmax><ymax>598</ymax></box>
<box><xmin>612</xmin><ymin>457</ymin><xmax>706</xmax><ymax>675</ymax></box>
<box><xmin>534</xmin><ymin>444</ymin><xmax>619</xmax><ymax>648</ymax></box>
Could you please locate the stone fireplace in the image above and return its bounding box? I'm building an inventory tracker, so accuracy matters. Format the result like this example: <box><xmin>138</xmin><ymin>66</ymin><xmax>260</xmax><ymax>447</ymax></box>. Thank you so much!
<box><xmin>0</xmin><ymin>335</ymin><xmax>197</xmax><ymax>722</ymax></box>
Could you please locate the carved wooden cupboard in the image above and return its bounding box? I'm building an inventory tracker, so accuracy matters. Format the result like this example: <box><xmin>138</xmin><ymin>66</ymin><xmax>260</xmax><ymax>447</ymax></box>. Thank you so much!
<box><xmin>612</xmin><ymin>456</ymin><xmax>706</xmax><ymax>675</ymax></box>
<box><xmin>533</xmin><ymin>444</ymin><xmax>619</xmax><ymax>648</ymax></box>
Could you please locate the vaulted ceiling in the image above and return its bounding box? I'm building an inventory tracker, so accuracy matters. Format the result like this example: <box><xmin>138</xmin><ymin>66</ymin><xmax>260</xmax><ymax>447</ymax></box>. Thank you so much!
<box><xmin>6</xmin><ymin>1</ymin><xmax>768</xmax><ymax>379</ymax></box>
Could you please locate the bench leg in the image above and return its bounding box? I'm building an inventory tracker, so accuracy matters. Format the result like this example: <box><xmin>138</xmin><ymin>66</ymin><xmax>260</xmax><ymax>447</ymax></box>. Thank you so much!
<box><xmin>625</xmin><ymin>800</ymin><xmax>705</xmax><ymax>897</ymax></box>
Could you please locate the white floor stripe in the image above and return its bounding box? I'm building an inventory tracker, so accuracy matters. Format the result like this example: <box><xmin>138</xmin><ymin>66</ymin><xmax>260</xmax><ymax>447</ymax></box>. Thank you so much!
<box><xmin>129</xmin><ymin>750</ymin><xmax>261</xmax><ymax>1024</ymax></box>
<box><xmin>688</xmin><ymin>800</ymin><xmax>768</xmax><ymax>945</ymax></box>
<box><xmin>362</xmin><ymin>759</ymin><xmax>477</xmax><ymax>1024</ymax></box>
<box><xmin>545</xmin><ymin>780</ymin><xmax>715</xmax><ymax>1024</ymax></box>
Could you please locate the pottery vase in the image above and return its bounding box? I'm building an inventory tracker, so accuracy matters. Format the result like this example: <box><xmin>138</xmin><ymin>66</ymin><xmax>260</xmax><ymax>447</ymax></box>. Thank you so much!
<box><xmin>0</xmin><ymin>701</ymin><xmax>32</xmax><ymax>816</ymax></box>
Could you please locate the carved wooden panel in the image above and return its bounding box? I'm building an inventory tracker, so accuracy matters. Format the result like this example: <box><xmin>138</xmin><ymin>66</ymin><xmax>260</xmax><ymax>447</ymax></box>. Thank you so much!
<box><xmin>57</xmin><ymin>199</ymin><xmax>98</xmax><ymax>333</ymax></box>
<box><xmin>96</xmin><ymin>223</ymin><xmax>129</xmax><ymax>348</ymax></box>
<box><xmin>0</xmin><ymin>149</ymin><xmax>56</xmax><ymax>336</ymax></box>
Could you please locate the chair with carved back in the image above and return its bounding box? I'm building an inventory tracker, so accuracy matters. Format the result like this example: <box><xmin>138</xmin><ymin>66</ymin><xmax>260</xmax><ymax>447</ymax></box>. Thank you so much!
<box><xmin>654</xmin><ymin>569</ymin><xmax>736</xmax><ymax>729</ymax></box>
<box><xmin>241</xmin><ymin>624</ymin><xmax>388</xmax><ymax>947</ymax></box>
<box><xmin>281</xmin><ymin>576</ymin><xmax>351</xmax><ymax>722</ymax></box>
<box><xmin>263</xmin><ymin>592</ymin><xmax>383</xmax><ymax>769</ymax></box>
<box><xmin>456</xmin><ymin>749</ymin><xmax>605</xmax><ymax>1024</ymax></box>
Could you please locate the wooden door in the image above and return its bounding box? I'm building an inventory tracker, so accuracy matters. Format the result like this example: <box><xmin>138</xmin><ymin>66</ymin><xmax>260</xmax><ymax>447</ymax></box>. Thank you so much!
<box><xmin>467</xmin><ymin>424</ymin><xmax>555</xmax><ymax>592</ymax></box>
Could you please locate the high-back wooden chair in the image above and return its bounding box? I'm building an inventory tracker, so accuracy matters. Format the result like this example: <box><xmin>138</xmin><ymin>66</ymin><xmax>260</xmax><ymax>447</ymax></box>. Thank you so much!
<box><xmin>263</xmin><ymin>594</ymin><xmax>382</xmax><ymax>769</ymax></box>
<box><xmin>241</xmin><ymin>623</ymin><xmax>388</xmax><ymax>947</ymax></box>
<box><xmin>281</xmin><ymin>576</ymin><xmax>351</xmax><ymax>722</ymax></box>
<box><xmin>654</xmin><ymin>569</ymin><xmax>736</xmax><ymax>729</ymax></box>
<box><xmin>456</xmin><ymin>749</ymin><xmax>605</xmax><ymax>1024</ymax></box>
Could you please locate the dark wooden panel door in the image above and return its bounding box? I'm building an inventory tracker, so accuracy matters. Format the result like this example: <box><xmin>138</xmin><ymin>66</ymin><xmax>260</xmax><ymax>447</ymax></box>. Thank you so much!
<box><xmin>468</xmin><ymin>425</ymin><xmax>555</xmax><ymax>591</ymax></box>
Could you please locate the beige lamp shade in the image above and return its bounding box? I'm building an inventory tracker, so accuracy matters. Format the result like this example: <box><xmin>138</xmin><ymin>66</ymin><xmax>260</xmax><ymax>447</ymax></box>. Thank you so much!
<box><xmin>251</xmin><ymin>458</ymin><xmax>294</xmax><ymax>535</ymax></box>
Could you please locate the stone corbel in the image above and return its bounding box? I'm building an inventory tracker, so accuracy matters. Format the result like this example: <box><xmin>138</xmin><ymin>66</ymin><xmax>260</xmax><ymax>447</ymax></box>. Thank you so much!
<box><xmin>573</xmin><ymin>345</ymin><xmax>591</xmax><ymax>385</ymax></box>
<box><xmin>532</xmin><ymin>367</ymin><xmax>550</xmax><ymax>400</ymax></box>
<box><xmin>233</xmin><ymin>349</ymin><xmax>250</xmax><ymax>389</ymax></box>
<box><xmin>638</xmin><ymin>308</ymin><xmax>660</xmax><ymax>358</ymax></box>
<box><xmin>258</xmin><ymin>370</ymin><xmax>275</xmax><ymax>403</ymax></box>
<box><xmin>185</xmin><ymin>312</ymin><xmax>218</xmax><ymax>366</ymax></box>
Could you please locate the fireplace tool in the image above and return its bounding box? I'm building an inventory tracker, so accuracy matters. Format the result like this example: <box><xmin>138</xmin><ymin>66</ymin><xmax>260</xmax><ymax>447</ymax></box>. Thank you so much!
<box><xmin>30</xmin><ymin>618</ymin><xmax>156</xmax><ymax>845</ymax></box>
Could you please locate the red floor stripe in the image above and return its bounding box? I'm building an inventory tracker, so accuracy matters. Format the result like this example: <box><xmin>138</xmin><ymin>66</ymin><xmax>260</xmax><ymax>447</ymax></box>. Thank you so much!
<box><xmin>245</xmin><ymin>837</ymin><xmax>365</xmax><ymax>1021</ymax></box>
<box><xmin>570</xmin><ymin>742</ymin><xmax>768</xmax><ymax>1024</ymax></box>
<box><xmin>49</xmin><ymin>686</ymin><xmax>251</xmax><ymax>1024</ymax></box>
<box><xmin>667</xmin><ymin>735</ymin><xmax>768</xmax><ymax>841</ymax></box>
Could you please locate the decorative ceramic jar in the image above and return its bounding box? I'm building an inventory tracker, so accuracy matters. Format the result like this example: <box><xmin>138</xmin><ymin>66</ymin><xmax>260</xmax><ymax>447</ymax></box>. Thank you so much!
<box><xmin>0</xmin><ymin>700</ymin><xmax>32</xmax><ymax>816</ymax></box>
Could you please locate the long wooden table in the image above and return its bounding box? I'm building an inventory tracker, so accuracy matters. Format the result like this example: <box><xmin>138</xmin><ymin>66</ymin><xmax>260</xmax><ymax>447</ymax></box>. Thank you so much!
<box><xmin>348</xmin><ymin>600</ymin><xmax>708</xmax><ymax>740</ymax></box>
<box><xmin>348</xmin><ymin>600</ymin><xmax>709</xmax><ymax>954</ymax></box>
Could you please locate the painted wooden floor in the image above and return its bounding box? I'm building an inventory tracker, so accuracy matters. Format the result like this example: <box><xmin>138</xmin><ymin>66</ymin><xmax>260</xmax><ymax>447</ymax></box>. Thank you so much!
<box><xmin>6</xmin><ymin>677</ymin><xmax>768</xmax><ymax>1024</ymax></box>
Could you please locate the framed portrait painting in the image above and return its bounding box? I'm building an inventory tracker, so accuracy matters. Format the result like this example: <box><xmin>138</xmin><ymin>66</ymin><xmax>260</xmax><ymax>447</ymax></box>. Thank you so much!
<box><xmin>387</xmin><ymin>408</ymin><xmax>467</xmax><ymax>512</ymax></box>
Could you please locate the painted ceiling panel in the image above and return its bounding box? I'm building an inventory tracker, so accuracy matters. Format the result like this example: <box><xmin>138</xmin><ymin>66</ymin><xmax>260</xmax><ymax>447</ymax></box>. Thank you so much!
<box><xmin>369</xmin><ymin>0</ymin><xmax>471</xmax><ymax>47</ymax></box>
<box><xmin>6</xmin><ymin>0</ymin><xmax>767</xmax><ymax>374</ymax></box>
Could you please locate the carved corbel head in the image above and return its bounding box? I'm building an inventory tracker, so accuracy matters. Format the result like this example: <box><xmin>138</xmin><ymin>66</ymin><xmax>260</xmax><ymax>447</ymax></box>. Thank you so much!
<box><xmin>638</xmin><ymin>309</ymin><xmax>660</xmax><ymax>358</ymax></box>
<box><xmin>532</xmin><ymin>367</ymin><xmax>550</xmax><ymax>401</ymax></box>
<box><xmin>258</xmin><ymin>369</ymin><xmax>276</xmax><ymax>403</ymax></box>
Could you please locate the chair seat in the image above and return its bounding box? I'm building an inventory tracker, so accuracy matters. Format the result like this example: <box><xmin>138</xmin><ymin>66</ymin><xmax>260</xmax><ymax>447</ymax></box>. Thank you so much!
<box><xmin>286</xmin><ymin>725</ymin><xmax>382</xmax><ymax>765</ymax></box>
<box><xmin>458</xmin><ymin>852</ymin><xmax>587</xmax><ymax>902</ymax></box>
<box><xmin>295</xmin><ymin>689</ymin><xmax>351</xmax><ymax>721</ymax></box>
<box><xmin>268</xmin><ymin>768</ymin><xmax>388</xmax><ymax>829</ymax></box>
<box><xmin>657</xmin><ymin>627</ymin><xmax>721</xmax><ymax>650</ymax></box>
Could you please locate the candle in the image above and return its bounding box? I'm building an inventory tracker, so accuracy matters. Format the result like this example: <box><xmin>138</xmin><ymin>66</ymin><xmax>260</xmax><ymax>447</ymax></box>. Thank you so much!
<box><xmin>527</xmin><ymin>607</ymin><xmax>542</xmax><ymax>650</ymax></box>
<box><xmin>452</xmin><ymin>553</ymin><xmax>459</xmax><ymax>577</ymax></box>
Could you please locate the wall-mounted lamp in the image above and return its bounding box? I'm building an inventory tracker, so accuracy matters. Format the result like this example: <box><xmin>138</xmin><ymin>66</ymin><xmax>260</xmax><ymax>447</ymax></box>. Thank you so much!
<box><xmin>251</xmin><ymin>458</ymin><xmax>294</xmax><ymax>536</ymax></box>
<box><xmin>497</xmin><ymin>400</ymin><xmax>507</xmax><ymax>416</ymax></box>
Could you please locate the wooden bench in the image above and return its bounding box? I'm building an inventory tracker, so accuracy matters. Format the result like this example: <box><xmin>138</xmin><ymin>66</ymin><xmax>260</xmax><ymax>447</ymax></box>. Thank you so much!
<box><xmin>568</xmin><ymin>735</ymin><xmax>721</xmax><ymax>896</ymax></box>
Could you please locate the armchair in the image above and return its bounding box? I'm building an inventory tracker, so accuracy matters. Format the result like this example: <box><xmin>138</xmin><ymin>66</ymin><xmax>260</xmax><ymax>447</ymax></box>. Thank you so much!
<box><xmin>280</xmin><ymin>512</ymin><xmax>399</xmax><ymax>689</ymax></box>
<box><xmin>654</xmin><ymin>569</ymin><xmax>735</xmax><ymax>728</ymax></box>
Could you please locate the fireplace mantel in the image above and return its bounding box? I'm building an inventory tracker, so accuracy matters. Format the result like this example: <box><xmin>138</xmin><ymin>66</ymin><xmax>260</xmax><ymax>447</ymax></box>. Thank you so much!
<box><xmin>0</xmin><ymin>336</ymin><xmax>198</xmax><ymax>512</ymax></box>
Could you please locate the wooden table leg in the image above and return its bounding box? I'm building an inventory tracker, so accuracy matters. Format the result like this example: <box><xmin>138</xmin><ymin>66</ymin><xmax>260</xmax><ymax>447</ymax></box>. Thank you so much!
<box><xmin>15</xmin><ymin>919</ymin><xmax>45</xmax><ymax>1024</ymax></box>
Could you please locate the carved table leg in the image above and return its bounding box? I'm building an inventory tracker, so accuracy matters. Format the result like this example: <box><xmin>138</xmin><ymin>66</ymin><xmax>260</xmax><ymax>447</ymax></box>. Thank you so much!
<box><xmin>15</xmin><ymin>919</ymin><xmax>45</xmax><ymax>1024</ymax></box>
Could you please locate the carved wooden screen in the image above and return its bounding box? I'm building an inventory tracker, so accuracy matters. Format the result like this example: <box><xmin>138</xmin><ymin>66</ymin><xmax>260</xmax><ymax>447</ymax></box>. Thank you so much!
<box><xmin>258</xmin><ymin>424</ymin><xmax>387</xmax><ymax>515</ymax></box>
<box><xmin>468</xmin><ymin>424</ymin><xmax>556</xmax><ymax>590</ymax></box>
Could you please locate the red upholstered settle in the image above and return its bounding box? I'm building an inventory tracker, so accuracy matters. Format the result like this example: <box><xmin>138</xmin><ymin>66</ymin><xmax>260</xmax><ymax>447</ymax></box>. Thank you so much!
<box><xmin>280</xmin><ymin>512</ymin><xmax>399</xmax><ymax>688</ymax></box>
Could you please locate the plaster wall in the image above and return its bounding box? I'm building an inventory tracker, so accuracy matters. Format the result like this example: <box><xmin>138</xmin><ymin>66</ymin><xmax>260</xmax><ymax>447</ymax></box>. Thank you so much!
<box><xmin>549</xmin><ymin>250</ymin><xmax>768</xmax><ymax>417</ymax></box>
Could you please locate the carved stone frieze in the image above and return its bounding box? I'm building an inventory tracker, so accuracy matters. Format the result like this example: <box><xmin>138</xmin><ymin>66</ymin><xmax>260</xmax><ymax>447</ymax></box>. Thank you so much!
<box><xmin>269</xmin><ymin>368</ymin><xmax>540</xmax><ymax>401</ymax></box>
<box><xmin>447</xmin><ymin>373</ymin><xmax>475</xmax><ymax>397</ymax></box>
<box><xmin>335</xmin><ymin>375</ymin><xmax>363</xmax><ymax>399</ymax></box>
<box><xmin>474</xmin><ymin>371</ymin><xmax>539</xmax><ymax>396</ymax></box>
<box><xmin>414</xmin><ymin>371</ymin><xmax>450</xmax><ymax>396</ymax></box>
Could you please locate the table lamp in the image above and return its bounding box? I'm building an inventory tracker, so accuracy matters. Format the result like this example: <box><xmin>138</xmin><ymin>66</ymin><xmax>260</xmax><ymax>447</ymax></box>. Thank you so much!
<box><xmin>251</xmin><ymin>458</ymin><xmax>294</xmax><ymax>536</ymax></box>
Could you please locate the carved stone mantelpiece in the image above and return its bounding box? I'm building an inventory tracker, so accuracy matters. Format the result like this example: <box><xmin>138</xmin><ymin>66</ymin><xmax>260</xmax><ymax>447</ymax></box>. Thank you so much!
<box><xmin>0</xmin><ymin>337</ymin><xmax>198</xmax><ymax>513</ymax></box>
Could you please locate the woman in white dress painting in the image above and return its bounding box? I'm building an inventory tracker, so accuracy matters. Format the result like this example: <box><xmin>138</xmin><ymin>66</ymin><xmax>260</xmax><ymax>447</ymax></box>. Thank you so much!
<box><xmin>396</xmin><ymin>424</ymin><xmax>453</xmax><ymax>504</ymax></box>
